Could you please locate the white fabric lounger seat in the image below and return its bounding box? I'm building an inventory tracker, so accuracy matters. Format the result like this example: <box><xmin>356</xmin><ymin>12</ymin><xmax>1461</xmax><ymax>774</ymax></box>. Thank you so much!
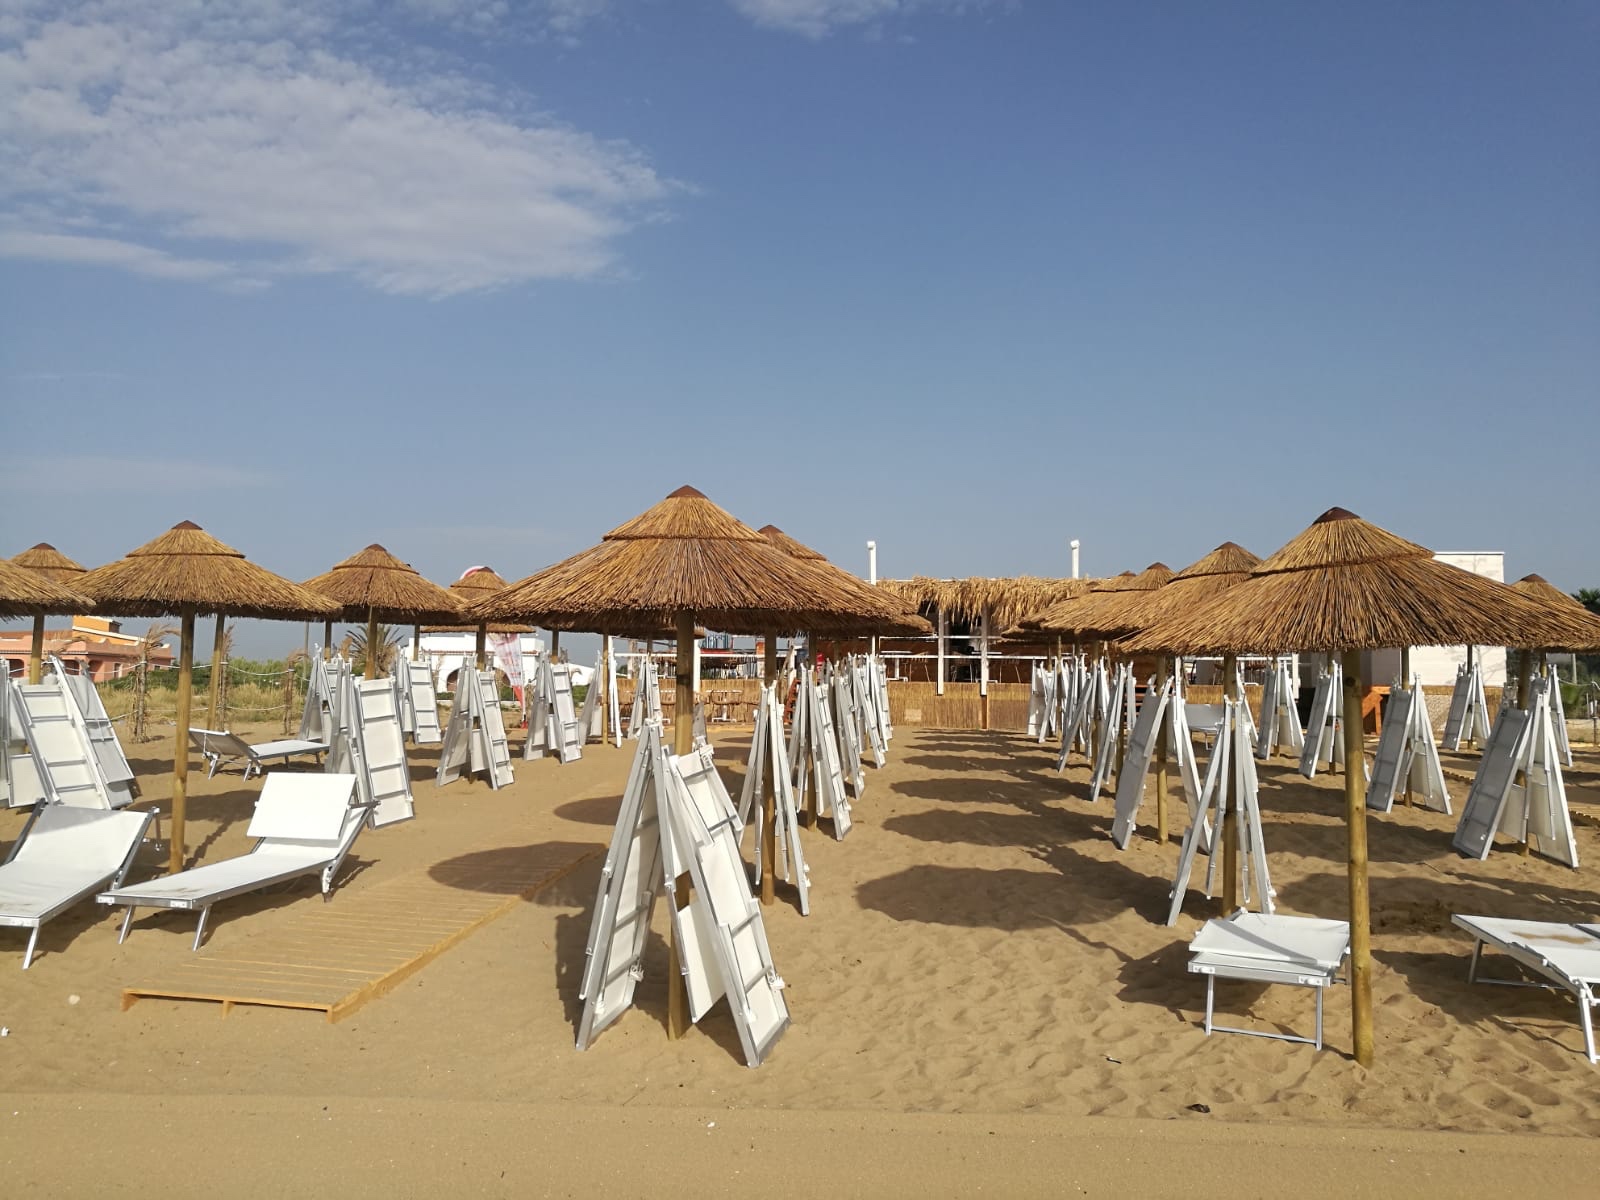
<box><xmin>97</xmin><ymin>773</ymin><xmax>370</xmax><ymax>950</ymax></box>
<box><xmin>1452</xmin><ymin>914</ymin><xmax>1600</xmax><ymax>1064</ymax></box>
<box><xmin>1188</xmin><ymin>911</ymin><xmax>1351</xmax><ymax>1050</ymax></box>
<box><xmin>188</xmin><ymin>728</ymin><xmax>329</xmax><ymax>779</ymax></box>
<box><xmin>1</xmin><ymin>805</ymin><xmax>154</xmax><ymax>968</ymax></box>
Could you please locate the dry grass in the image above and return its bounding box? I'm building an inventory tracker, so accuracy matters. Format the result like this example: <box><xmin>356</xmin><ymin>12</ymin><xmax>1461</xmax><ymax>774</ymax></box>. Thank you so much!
<box><xmin>474</xmin><ymin>486</ymin><xmax>911</xmax><ymax>636</ymax></box>
<box><xmin>1124</xmin><ymin>507</ymin><xmax>1600</xmax><ymax>655</ymax></box>
<box><xmin>302</xmin><ymin>544</ymin><xmax>464</xmax><ymax>624</ymax></box>
<box><xmin>73</xmin><ymin>521</ymin><xmax>337</xmax><ymax>620</ymax></box>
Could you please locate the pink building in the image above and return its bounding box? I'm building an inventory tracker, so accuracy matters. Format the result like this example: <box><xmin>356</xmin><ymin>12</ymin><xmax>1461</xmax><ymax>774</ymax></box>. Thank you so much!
<box><xmin>0</xmin><ymin>616</ymin><xmax>174</xmax><ymax>681</ymax></box>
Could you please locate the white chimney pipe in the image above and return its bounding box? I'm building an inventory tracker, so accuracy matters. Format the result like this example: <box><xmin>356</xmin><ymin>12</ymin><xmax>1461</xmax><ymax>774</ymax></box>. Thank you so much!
<box><xmin>1070</xmin><ymin>539</ymin><xmax>1081</xmax><ymax>579</ymax></box>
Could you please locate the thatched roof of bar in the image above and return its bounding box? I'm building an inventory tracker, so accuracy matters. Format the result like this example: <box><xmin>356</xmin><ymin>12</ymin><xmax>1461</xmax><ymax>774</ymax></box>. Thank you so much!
<box><xmin>1123</xmin><ymin>508</ymin><xmax>1596</xmax><ymax>655</ymax></box>
<box><xmin>471</xmin><ymin>486</ymin><xmax>900</xmax><ymax>636</ymax></box>
<box><xmin>1510</xmin><ymin>574</ymin><xmax>1600</xmax><ymax>651</ymax></box>
<box><xmin>878</xmin><ymin>575</ymin><xmax>1092</xmax><ymax>628</ymax></box>
<box><xmin>1111</xmin><ymin>543</ymin><xmax>1260</xmax><ymax>637</ymax></box>
<box><xmin>757</xmin><ymin>525</ymin><xmax>934</xmax><ymax>637</ymax></box>
<box><xmin>11</xmin><ymin>543</ymin><xmax>87</xmax><ymax>582</ymax></box>
<box><xmin>302</xmin><ymin>544</ymin><xmax>464</xmax><ymax>624</ymax></box>
<box><xmin>1028</xmin><ymin>563</ymin><xmax>1175</xmax><ymax>639</ymax></box>
<box><xmin>74</xmin><ymin>521</ymin><xmax>338</xmax><ymax>620</ymax></box>
<box><xmin>0</xmin><ymin>555</ymin><xmax>93</xmax><ymax>618</ymax></box>
<box><xmin>421</xmin><ymin>566</ymin><xmax>534</xmax><ymax>634</ymax></box>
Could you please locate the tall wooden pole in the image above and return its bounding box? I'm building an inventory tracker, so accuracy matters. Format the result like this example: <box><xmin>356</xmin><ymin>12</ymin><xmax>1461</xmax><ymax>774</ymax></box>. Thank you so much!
<box><xmin>27</xmin><ymin>614</ymin><xmax>45</xmax><ymax>684</ymax></box>
<box><xmin>170</xmin><ymin>607</ymin><xmax>197</xmax><ymax>875</ymax></box>
<box><xmin>1221</xmin><ymin>652</ymin><xmax>1240</xmax><ymax>912</ymax></box>
<box><xmin>1154</xmin><ymin>655</ymin><xmax>1171</xmax><ymax>844</ymax></box>
<box><xmin>474</xmin><ymin>624</ymin><xmax>488</xmax><ymax>670</ymax></box>
<box><xmin>1342</xmin><ymin>648</ymin><xmax>1374</xmax><ymax>1067</ymax></box>
<box><xmin>760</xmin><ymin>634</ymin><xmax>778</xmax><ymax>906</ymax></box>
<box><xmin>322</xmin><ymin>619</ymin><xmax>333</xmax><ymax>662</ymax></box>
<box><xmin>667</xmin><ymin>611</ymin><xmax>695</xmax><ymax>1040</ymax></box>
<box><xmin>411</xmin><ymin>624</ymin><xmax>421</xmax><ymax>658</ymax></box>
<box><xmin>365</xmin><ymin>608</ymin><xmax>382</xmax><ymax>679</ymax></box>
<box><xmin>205</xmin><ymin>613</ymin><xmax>226</xmax><ymax>729</ymax></box>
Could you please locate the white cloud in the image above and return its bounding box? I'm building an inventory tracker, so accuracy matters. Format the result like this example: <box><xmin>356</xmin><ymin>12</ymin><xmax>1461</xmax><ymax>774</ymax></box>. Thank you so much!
<box><xmin>0</xmin><ymin>2</ymin><xmax>675</xmax><ymax>296</ymax></box>
<box><xmin>727</xmin><ymin>0</ymin><xmax>1001</xmax><ymax>38</ymax></box>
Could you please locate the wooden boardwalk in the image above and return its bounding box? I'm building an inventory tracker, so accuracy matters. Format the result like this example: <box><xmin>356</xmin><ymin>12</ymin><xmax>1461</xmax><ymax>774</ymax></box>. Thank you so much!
<box><xmin>121</xmin><ymin>841</ymin><xmax>599</xmax><ymax>1022</ymax></box>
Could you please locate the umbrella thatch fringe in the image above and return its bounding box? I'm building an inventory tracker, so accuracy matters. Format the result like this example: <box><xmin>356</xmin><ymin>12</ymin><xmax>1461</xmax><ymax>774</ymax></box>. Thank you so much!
<box><xmin>879</xmin><ymin>575</ymin><xmax>1092</xmax><ymax>628</ymax></box>
<box><xmin>1125</xmin><ymin>508</ymin><xmax>1600</xmax><ymax>655</ymax></box>
<box><xmin>74</xmin><ymin>522</ymin><xmax>336</xmax><ymax>619</ymax></box>
<box><xmin>302</xmin><ymin>544</ymin><xmax>463</xmax><ymax>624</ymax></box>
<box><xmin>0</xmin><ymin>555</ymin><xmax>92</xmax><ymax>617</ymax></box>
<box><xmin>1510</xmin><ymin>574</ymin><xmax>1600</xmax><ymax>651</ymax></box>
<box><xmin>474</xmin><ymin>487</ymin><xmax>910</xmax><ymax>636</ymax></box>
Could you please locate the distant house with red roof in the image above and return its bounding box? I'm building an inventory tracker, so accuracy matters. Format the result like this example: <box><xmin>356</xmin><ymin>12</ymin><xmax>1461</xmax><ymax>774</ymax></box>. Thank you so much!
<box><xmin>0</xmin><ymin>616</ymin><xmax>174</xmax><ymax>681</ymax></box>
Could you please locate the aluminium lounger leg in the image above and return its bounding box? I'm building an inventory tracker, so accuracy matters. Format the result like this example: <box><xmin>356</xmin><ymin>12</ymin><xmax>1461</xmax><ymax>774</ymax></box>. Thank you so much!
<box><xmin>1204</xmin><ymin>976</ymin><xmax>1215</xmax><ymax>1036</ymax></box>
<box><xmin>1581</xmin><ymin>985</ymin><xmax>1597</xmax><ymax>1065</ymax></box>
<box><xmin>118</xmin><ymin>905</ymin><xmax>136</xmax><ymax>944</ymax></box>
<box><xmin>1467</xmin><ymin>939</ymin><xmax>1485</xmax><ymax>984</ymax></box>
<box><xmin>192</xmin><ymin>905</ymin><xmax>212</xmax><ymax>951</ymax></box>
<box><xmin>23</xmin><ymin>926</ymin><xmax>40</xmax><ymax>970</ymax></box>
<box><xmin>1315</xmin><ymin>987</ymin><xmax>1325</xmax><ymax>1052</ymax></box>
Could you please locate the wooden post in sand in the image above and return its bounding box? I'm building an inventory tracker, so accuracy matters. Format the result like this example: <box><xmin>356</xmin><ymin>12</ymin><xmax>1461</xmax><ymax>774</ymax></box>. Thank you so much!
<box><xmin>205</xmin><ymin>613</ymin><xmax>226</xmax><ymax>729</ymax></box>
<box><xmin>323</xmin><ymin>620</ymin><xmax>333</xmax><ymax>662</ymax></box>
<box><xmin>1341</xmin><ymin>648</ymin><xmax>1374</xmax><ymax>1067</ymax></box>
<box><xmin>667</xmin><ymin>611</ymin><xmax>696</xmax><ymax>1039</ymax></box>
<box><xmin>760</xmin><ymin>635</ymin><xmax>778</xmax><ymax>906</ymax></box>
<box><xmin>365</xmin><ymin>608</ymin><xmax>382</xmax><ymax>679</ymax></box>
<box><xmin>170</xmin><ymin>606</ymin><xmax>196</xmax><ymax>875</ymax></box>
<box><xmin>27</xmin><ymin>614</ymin><xmax>45</xmax><ymax>684</ymax></box>
<box><xmin>1154</xmin><ymin>656</ymin><xmax>1171</xmax><ymax>843</ymax></box>
<box><xmin>474</xmin><ymin>625</ymin><xmax>487</xmax><ymax>671</ymax></box>
<box><xmin>1221</xmin><ymin>652</ymin><xmax>1240</xmax><ymax>912</ymax></box>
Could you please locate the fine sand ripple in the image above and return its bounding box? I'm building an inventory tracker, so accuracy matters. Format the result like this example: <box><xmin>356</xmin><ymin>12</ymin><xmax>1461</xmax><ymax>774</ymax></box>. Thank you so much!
<box><xmin>3</xmin><ymin>724</ymin><xmax>1598</xmax><ymax>1136</ymax></box>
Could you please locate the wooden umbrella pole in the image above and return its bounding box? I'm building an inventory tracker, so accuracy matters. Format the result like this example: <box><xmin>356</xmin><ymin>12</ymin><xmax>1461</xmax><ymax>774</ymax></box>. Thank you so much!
<box><xmin>801</xmin><ymin>632</ymin><xmax>817</xmax><ymax>826</ymax></box>
<box><xmin>27</xmin><ymin>614</ymin><xmax>45</xmax><ymax>684</ymax></box>
<box><xmin>170</xmin><ymin>607</ymin><xmax>197</xmax><ymax>875</ymax></box>
<box><xmin>1515</xmin><ymin>648</ymin><xmax>1534</xmax><ymax>712</ymax></box>
<box><xmin>1154</xmin><ymin>655</ymin><xmax>1171</xmax><ymax>844</ymax></box>
<box><xmin>364</xmin><ymin>609</ymin><xmax>382</xmax><ymax>679</ymax></box>
<box><xmin>411</xmin><ymin>624</ymin><xmax>420</xmax><ymax>658</ymax></box>
<box><xmin>205</xmin><ymin>613</ymin><xmax>226</xmax><ymax>729</ymax></box>
<box><xmin>1342</xmin><ymin>649</ymin><xmax>1374</xmax><ymax>1067</ymax></box>
<box><xmin>1221</xmin><ymin>652</ymin><xmax>1240</xmax><ymax>912</ymax></box>
<box><xmin>322</xmin><ymin>620</ymin><xmax>333</xmax><ymax>662</ymax></box>
<box><xmin>761</xmin><ymin>634</ymin><xmax>778</xmax><ymax>906</ymax></box>
<box><xmin>1399</xmin><ymin>646</ymin><xmax>1412</xmax><ymax>807</ymax></box>
<box><xmin>667</xmin><ymin>611</ymin><xmax>695</xmax><ymax>1040</ymax></box>
<box><xmin>474</xmin><ymin>624</ymin><xmax>487</xmax><ymax>671</ymax></box>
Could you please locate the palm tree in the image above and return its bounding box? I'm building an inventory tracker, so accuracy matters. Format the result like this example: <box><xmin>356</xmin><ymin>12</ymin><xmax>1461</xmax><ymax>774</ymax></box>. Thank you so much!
<box><xmin>348</xmin><ymin>623</ymin><xmax>402</xmax><ymax>676</ymax></box>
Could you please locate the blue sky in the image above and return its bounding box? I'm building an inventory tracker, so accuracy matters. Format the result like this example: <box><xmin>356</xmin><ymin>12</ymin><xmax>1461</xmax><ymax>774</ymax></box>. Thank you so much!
<box><xmin>2</xmin><ymin>1</ymin><xmax>1596</xmax><ymax>656</ymax></box>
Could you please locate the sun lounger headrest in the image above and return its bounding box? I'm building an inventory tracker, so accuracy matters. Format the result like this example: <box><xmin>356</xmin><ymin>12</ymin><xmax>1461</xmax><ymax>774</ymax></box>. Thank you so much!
<box><xmin>246</xmin><ymin>774</ymin><xmax>358</xmax><ymax>842</ymax></box>
<box><xmin>16</xmin><ymin>805</ymin><xmax>151</xmax><ymax>869</ymax></box>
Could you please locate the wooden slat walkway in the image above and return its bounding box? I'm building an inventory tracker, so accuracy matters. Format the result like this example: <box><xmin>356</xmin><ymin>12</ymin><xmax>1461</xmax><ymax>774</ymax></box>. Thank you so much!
<box><xmin>120</xmin><ymin>841</ymin><xmax>599</xmax><ymax>1022</ymax></box>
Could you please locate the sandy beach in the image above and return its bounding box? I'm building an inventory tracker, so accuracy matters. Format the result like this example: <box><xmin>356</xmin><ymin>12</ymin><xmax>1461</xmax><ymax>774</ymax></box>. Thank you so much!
<box><xmin>4</xmin><ymin>719</ymin><xmax>1599</xmax><ymax>1195</ymax></box>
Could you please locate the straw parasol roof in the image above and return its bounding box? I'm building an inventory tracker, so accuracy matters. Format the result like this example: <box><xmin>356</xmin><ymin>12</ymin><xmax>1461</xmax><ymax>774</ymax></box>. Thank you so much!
<box><xmin>0</xmin><ymin>555</ymin><xmax>93</xmax><ymax>618</ymax></box>
<box><xmin>11</xmin><ymin>542</ymin><xmax>87</xmax><ymax>583</ymax></box>
<box><xmin>756</xmin><ymin>525</ymin><xmax>934</xmax><ymax>637</ymax></box>
<box><xmin>472</xmin><ymin>486</ymin><xmax>897</xmax><ymax>636</ymax></box>
<box><xmin>1123</xmin><ymin>508</ymin><xmax>1594</xmax><ymax>656</ymax></box>
<box><xmin>302</xmin><ymin>544</ymin><xmax>464</xmax><ymax>625</ymax></box>
<box><xmin>75</xmin><ymin>521</ymin><xmax>337</xmax><ymax>620</ymax></box>
<box><xmin>422</xmin><ymin>566</ymin><xmax>533</xmax><ymax>635</ymax></box>
<box><xmin>1510</xmin><ymin>574</ymin><xmax>1600</xmax><ymax>652</ymax></box>
<box><xmin>1029</xmin><ymin>562</ymin><xmax>1175</xmax><ymax>640</ymax></box>
<box><xmin>1111</xmin><ymin>543</ymin><xmax>1260</xmax><ymax>637</ymax></box>
<box><xmin>878</xmin><ymin>575</ymin><xmax>1090</xmax><ymax>628</ymax></box>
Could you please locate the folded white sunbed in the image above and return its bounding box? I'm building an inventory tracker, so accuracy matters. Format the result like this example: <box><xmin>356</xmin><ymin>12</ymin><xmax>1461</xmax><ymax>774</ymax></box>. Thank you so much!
<box><xmin>1</xmin><ymin>804</ymin><xmax>155</xmax><ymax>969</ymax></box>
<box><xmin>97</xmin><ymin>773</ymin><xmax>371</xmax><ymax>950</ymax></box>
<box><xmin>1453</xmin><ymin>914</ymin><xmax>1600</xmax><ymax>1065</ymax></box>
<box><xmin>1188</xmin><ymin>910</ymin><xmax>1351</xmax><ymax>1050</ymax></box>
<box><xmin>188</xmin><ymin>728</ymin><xmax>329</xmax><ymax>780</ymax></box>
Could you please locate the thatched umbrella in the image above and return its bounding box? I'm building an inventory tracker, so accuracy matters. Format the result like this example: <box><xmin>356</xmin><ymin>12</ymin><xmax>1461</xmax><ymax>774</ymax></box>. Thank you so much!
<box><xmin>1508</xmin><ymin>574</ymin><xmax>1600</xmax><ymax>704</ymax></box>
<box><xmin>472</xmin><ymin>485</ymin><xmax>902</xmax><ymax>1033</ymax></box>
<box><xmin>302</xmin><ymin>545</ymin><xmax>463</xmax><ymax>679</ymax></box>
<box><xmin>1124</xmin><ymin>507</ymin><xmax>1591</xmax><ymax>1066</ymax></box>
<box><xmin>1</xmin><ymin>553</ymin><xmax>94</xmax><ymax>687</ymax></box>
<box><xmin>1030</xmin><ymin>563</ymin><xmax>1175</xmax><ymax>642</ymax></box>
<box><xmin>1110</xmin><ymin>543</ymin><xmax>1261</xmax><ymax>848</ymax></box>
<box><xmin>74</xmin><ymin>521</ymin><xmax>339</xmax><ymax>874</ymax></box>
<box><xmin>9</xmin><ymin>543</ymin><xmax>89</xmax><ymax>684</ymax></box>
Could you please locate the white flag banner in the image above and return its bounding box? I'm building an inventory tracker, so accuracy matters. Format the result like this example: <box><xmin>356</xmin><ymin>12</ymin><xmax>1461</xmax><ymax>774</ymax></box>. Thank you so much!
<box><xmin>489</xmin><ymin>633</ymin><xmax>525</xmax><ymax>694</ymax></box>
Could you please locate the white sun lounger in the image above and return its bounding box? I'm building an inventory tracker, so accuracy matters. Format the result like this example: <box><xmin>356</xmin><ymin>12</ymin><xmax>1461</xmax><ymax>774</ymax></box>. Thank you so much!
<box><xmin>188</xmin><ymin>728</ymin><xmax>329</xmax><ymax>779</ymax></box>
<box><xmin>1188</xmin><ymin>911</ymin><xmax>1351</xmax><ymax>1050</ymax></box>
<box><xmin>1</xmin><ymin>804</ymin><xmax>154</xmax><ymax>968</ymax></box>
<box><xmin>1452</xmin><ymin>914</ymin><xmax>1600</xmax><ymax>1064</ymax></box>
<box><xmin>97</xmin><ymin>773</ymin><xmax>370</xmax><ymax>950</ymax></box>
